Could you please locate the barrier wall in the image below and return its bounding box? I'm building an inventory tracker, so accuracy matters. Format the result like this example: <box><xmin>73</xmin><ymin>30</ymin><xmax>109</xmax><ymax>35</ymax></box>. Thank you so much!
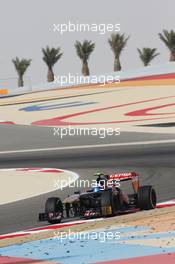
<box><xmin>0</xmin><ymin>63</ymin><xmax>175</xmax><ymax>97</ymax></box>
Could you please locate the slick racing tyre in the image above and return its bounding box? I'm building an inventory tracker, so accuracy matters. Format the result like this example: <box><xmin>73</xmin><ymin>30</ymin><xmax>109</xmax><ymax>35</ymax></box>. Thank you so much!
<box><xmin>45</xmin><ymin>197</ymin><xmax>63</xmax><ymax>224</ymax></box>
<box><xmin>137</xmin><ymin>185</ymin><xmax>157</xmax><ymax>210</ymax></box>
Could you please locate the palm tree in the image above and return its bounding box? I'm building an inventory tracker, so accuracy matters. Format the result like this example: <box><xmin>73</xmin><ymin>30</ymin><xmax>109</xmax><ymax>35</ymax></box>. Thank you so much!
<box><xmin>12</xmin><ymin>57</ymin><xmax>31</xmax><ymax>87</ymax></box>
<box><xmin>159</xmin><ymin>30</ymin><xmax>175</xmax><ymax>61</ymax></box>
<box><xmin>74</xmin><ymin>40</ymin><xmax>95</xmax><ymax>76</ymax></box>
<box><xmin>42</xmin><ymin>46</ymin><xmax>63</xmax><ymax>82</ymax></box>
<box><xmin>108</xmin><ymin>33</ymin><xmax>129</xmax><ymax>71</ymax></box>
<box><xmin>137</xmin><ymin>48</ymin><xmax>159</xmax><ymax>66</ymax></box>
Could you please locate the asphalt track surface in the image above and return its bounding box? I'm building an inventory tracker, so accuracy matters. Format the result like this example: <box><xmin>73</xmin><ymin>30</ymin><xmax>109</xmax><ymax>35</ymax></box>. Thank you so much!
<box><xmin>0</xmin><ymin>125</ymin><xmax>175</xmax><ymax>235</ymax></box>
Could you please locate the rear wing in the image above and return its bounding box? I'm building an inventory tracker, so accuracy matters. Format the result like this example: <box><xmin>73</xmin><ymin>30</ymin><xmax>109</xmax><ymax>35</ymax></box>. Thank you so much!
<box><xmin>108</xmin><ymin>172</ymin><xmax>139</xmax><ymax>193</ymax></box>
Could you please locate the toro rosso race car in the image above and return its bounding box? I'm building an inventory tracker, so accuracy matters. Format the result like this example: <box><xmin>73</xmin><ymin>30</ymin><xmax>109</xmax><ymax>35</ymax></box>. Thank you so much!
<box><xmin>39</xmin><ymin>172</ymin><xmax>157</xmax><ymax>224</ymax></box>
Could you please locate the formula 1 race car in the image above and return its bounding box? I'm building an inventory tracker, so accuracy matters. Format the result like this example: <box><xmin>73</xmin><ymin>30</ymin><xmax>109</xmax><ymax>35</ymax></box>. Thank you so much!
<box><xmin>39</xmin><ymin>172</ymin><xmax>157</xmax><ymax>224</ymax></box>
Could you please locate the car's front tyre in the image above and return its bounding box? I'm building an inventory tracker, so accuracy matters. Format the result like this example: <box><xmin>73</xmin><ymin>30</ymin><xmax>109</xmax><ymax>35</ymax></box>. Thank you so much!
<box><xmin>45</xmin><ymin>197</ymin><xmax>63</xmax><ymax>224</ymax></box>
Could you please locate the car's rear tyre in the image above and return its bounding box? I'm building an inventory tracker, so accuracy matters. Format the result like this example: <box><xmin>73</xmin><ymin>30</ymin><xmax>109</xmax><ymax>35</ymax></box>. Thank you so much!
<box><xmin>45</xmin><ymin>197</ymin><xmax>63</xmax><ymax>224</ymax></box>
<box><xmin>137</xmin><ymin>186</ymin><xmax>157</xmax><ymax>210</ymax></box>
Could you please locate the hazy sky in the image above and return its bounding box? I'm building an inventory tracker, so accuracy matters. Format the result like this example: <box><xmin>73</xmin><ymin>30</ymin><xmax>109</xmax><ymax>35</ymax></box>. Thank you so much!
<box><xmin>0</xmin><ymin>0</ymin><xmax>174</xmax><ymax>85</ymax></box>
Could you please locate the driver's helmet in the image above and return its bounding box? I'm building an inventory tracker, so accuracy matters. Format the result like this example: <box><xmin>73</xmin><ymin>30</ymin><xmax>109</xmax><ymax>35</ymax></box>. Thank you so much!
<box><xmin>94</xmin><ymin>172</ymin><xmax>107</xmax><ymax>188</ymax></box>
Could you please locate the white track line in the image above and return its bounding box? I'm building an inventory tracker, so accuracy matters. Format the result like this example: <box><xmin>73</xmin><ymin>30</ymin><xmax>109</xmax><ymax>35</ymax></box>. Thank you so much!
<box><xmin>0</xmin><ymin>139</ymin><xmax>175</xmax><ymax>155</ymax></box>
